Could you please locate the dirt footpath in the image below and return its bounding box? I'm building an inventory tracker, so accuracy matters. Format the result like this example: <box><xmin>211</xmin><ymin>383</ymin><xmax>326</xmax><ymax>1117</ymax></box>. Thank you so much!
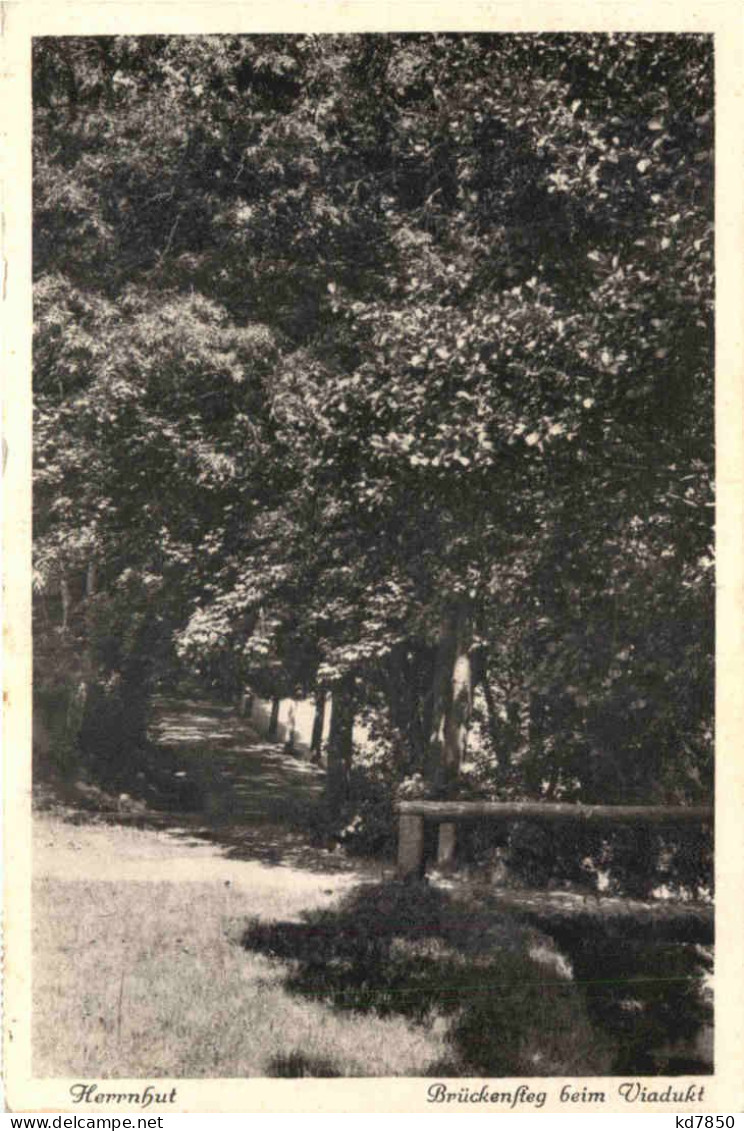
<box><xmin>36</xmin><ymin>695</ymin><xmax>383</xmax><ymax>906</ymax></box>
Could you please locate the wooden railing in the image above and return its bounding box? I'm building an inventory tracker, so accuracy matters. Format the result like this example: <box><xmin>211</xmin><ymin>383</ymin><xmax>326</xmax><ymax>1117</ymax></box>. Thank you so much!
<box><xmin>396</xmin><ymin>799</ymin><xmax>714</xmax><ymax>879</ymax></box>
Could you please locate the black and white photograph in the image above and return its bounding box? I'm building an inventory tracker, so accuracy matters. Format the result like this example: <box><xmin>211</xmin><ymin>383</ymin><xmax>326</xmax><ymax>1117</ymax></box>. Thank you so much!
<box><xmin>3</xmin><ymin>2</ymin><xmax>743</xmax><ymax>1115</ymax></box>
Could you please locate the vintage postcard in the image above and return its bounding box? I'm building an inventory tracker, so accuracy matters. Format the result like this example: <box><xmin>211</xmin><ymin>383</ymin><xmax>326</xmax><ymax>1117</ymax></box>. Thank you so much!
<box><xmin>2</xmin><ymin>0</ymin><xmax>743</xmax><ymax>1114</ymax></box>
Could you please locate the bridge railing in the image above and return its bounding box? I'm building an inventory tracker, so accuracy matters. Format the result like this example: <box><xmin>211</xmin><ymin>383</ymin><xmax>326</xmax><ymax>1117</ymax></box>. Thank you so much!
<box><xmin>395</xmin><ymin>799</ymin><xmax>713</xmax><ymax>879</ymax></box>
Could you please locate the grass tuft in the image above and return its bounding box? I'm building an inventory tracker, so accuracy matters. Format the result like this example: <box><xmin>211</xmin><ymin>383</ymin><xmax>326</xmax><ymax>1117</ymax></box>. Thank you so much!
<box><xmin>266</xmin><ymin>1052</ymin><xmax>343</xmax><ymax>1077</ymax></box>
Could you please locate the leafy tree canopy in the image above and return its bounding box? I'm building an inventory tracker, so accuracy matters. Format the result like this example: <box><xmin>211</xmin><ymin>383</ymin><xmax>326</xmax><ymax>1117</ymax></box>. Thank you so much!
<box><xmin>33</xmin><ymin>33</ymin><xmax>713</xmax><ymax>805</ymax></box>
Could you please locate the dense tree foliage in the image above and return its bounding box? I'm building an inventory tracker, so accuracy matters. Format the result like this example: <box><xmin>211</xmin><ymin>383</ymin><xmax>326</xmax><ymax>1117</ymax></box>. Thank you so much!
<box><xmin>33</xmin><ymin>34</ymin><xmax>713</xmax><ymax>811</ymax></box>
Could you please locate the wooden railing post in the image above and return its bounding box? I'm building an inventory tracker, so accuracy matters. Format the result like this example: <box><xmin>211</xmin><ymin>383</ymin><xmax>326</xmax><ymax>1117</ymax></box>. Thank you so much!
<box><xmin>437</xmin><ymin>822</ymin><xmax>457</xmax><ymax>870</ymax></box>
<box><xmin>397</xmin><ymin>813</ymin><xmax>425</xmax><ymax>879</ymax></box>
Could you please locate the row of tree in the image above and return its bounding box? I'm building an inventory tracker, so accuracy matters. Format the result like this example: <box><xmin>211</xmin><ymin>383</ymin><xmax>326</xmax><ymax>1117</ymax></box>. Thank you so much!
<box><xmin>33</xmin><ymin>33</ymin><xmax>714</xmax><ymax>812</ymax></box>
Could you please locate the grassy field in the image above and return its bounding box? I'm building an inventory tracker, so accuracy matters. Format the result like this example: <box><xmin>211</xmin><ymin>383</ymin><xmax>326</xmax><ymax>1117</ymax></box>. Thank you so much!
<box><xmin>33</xmin><ymin>816</ymin><xmax>446</xmax><ymax>1077</ymax></box>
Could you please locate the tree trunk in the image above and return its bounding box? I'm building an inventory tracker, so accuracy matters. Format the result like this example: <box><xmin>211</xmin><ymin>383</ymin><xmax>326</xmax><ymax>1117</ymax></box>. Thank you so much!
<box><xmin>325</xmin><ymin>673</ymin><xmax>355</xmax><ymax>814</ymax></box>
<box><xmin>480</xmin><ymin>677</ymin><xmax>517</xmax><ymax>780</ymax></box>
<box><xmin>481</xmin><ymin>676</ymin><xmax>504</xmax><ymax>759</ymax></box>
<box><xmin>268</xmin><ymin>696</ymin><xmax>280</xmax><ymax>740</ymax></box>
<box><xmin>284</xmin><ymin>701</ymin><xmax>297</xmax><ymax>753</ymax></box>
<box><xmin>60</xmin><ymin>577</ymin><xmax>71</xmax><ymax>632</ymax></box>
<box><xmin>525</xmin><ymin>692</ymin><xmax>547</xmax><ymax>794</ymax></box>
<box><xmin>505</xmin><ymin>701</ymin><xmax>520</xmax><ymax>756</ymax></box>
<box><xmin>385</xmin><ymin>645</ymin><xmax>434</xmax><ymax>775</ymax></box>
<box><xmin>310</xmin><ymin>690</ymin><xmax>326</xmax><ymax>762</ymax></box>
<box><xmin>86</xmin><ymin>560</ymin><xmax>97</xmax><ymax>599</ymax></box>
<box><xmin>426</xmin><ymin>601</ymin><xmax>473</xmax><ymax>793</ymax></box>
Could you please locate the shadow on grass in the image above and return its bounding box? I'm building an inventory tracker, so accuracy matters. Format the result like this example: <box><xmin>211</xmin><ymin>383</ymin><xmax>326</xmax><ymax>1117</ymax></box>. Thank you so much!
<box><xmin>242</xmin><ymin>881</ymin><xmax>616</xmax><ymax>1077</ymax></box>
<box><xmin>242</xmin><ymin>881</ymin><xmax>715</xmax><ymax>1077</ymax></box>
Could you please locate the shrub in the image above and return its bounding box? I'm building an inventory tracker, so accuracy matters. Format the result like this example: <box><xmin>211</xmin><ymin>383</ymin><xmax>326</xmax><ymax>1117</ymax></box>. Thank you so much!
<box><xmin>466</xmin><ymin>817</ymin><xmax>712</xmax><ymax>901</ymax></box>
